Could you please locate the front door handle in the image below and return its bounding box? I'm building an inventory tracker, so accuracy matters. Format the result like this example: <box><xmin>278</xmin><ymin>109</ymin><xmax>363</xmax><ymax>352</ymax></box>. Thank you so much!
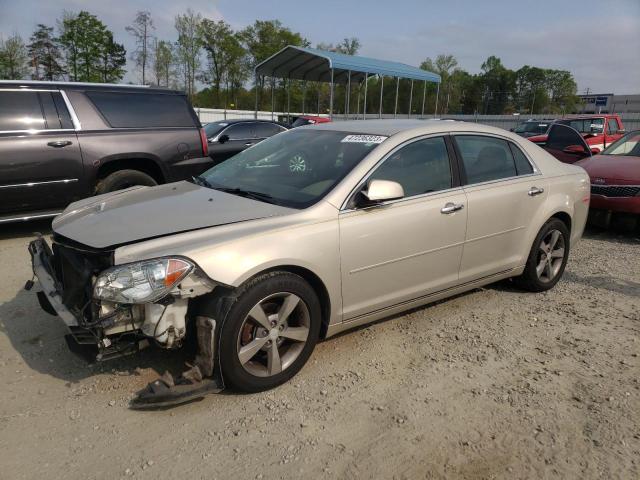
<box><xmin>441</xmin><ymin>202</ymin><xmax>464</xmax><ymax>214</ymax></box>
<box><xmin>528</xmin><ymin>186</ymin><xmax>545</xmax><ymax>196</ymax></box>
<box><xmin>244</xmin><ymin>142</ymin><xmax>254</xmax><ymax>146</ymax></box>
<box><xmin>47</xmin><ymin>140</ymin><xmax>72</xmax><ymax>148</ymax></box>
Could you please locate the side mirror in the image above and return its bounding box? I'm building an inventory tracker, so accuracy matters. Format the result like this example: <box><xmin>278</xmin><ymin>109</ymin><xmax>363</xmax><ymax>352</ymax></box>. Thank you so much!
<box><xmin>361</xmin><ymin>179</ymin><xmax>404</xmax><ymax>204</ymax></box>
<box><xmin>509</xmin><ymin>128</ymin><xmax>514</xmax><ymax>132</ymax></box>
<box><xmin>218</xmin><ymin>134</ymin><xmax>229</xmax><ymax>144</ymax></box>
<box><xmin>563</xmin><ymin>145</ymin><xmax>588</xmax><ymax>155</ymax></box>
<box><xmin>590</xmin><ymin>147</ymin><xmax>601</xmax><ymax>155</ymax></box>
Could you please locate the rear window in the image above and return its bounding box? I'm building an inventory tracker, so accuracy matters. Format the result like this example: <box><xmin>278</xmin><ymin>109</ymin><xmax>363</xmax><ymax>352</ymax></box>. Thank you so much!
<box><xmin>86</xmin><ymin>91</ymin><xmax>196</xmax><ymax>128</ymax></box>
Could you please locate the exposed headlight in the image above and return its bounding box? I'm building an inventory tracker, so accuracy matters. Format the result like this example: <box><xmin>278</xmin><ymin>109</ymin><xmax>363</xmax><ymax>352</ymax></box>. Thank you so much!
<box><xmin>94</xmin><ymin>258</ymin><xmax>193</xmax><ymax>304</ymax></box>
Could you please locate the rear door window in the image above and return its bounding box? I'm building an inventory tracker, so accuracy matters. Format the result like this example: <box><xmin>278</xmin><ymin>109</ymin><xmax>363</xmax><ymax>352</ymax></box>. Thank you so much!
<box><xmin>454</xmin><ymin>135</ymin><xmax>518</xmax><ymax>184</ymax></box>
<box><xmin>0</xmin><ymin>91</ymin><xmax>45</xmax><ymax>131</ymax></box>
<box><xmin>607</xmin><ymin>119</ymin><xmax>618</xmax><ymax>135</ymax></box>
<box><xmin>86</xmin><ymin>91</ymin><xmax>196</xmax><ymax>128</ymax></box>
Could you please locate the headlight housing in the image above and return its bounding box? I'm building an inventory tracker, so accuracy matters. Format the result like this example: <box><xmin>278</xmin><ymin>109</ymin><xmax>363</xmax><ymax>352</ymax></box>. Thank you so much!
<box><xmin>94</xmin><ymin>258</ymin><xmax>193</xmax><ymax>304</ymax></box>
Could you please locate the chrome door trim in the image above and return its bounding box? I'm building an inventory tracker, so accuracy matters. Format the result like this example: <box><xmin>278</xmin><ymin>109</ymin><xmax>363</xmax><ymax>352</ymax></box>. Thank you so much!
<box><xmin>0</xmin><ymin>211</ymin><xmax>62</xmax><ymax>224</ymax></box>
<box><xmin>0</xmin><ymin>128</ymin><xmax>76</xmax><ymax>135</ymax></box>
<box><xmin>0</xmin><ymin>178</ymin><xmax>79</xmax><ymax>189</ymax></box>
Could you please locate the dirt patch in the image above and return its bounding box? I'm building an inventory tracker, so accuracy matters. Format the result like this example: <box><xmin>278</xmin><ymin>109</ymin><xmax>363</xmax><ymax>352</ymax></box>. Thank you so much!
<box><xmin>0</xmin><ymin>222</ymin><xmax>638</xmax><ymax>479</ymax></box>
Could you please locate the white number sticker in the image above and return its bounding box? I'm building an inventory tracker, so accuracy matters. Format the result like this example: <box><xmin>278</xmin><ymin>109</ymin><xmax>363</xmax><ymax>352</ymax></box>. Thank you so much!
<box><xmin>341</xmin><ymin>134</ymin><xmax>387</xmax><ymax>144</ymax></box>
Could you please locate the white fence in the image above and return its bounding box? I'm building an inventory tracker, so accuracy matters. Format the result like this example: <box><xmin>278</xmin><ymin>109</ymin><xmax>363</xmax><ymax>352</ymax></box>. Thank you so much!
<box><xmin>195</xmin><ymin>108</ymin><xmax>328</xmax><ymax>124</ymax></box>
<box><xmin>194</xmin><ymin>108</ymin><xmax>640</xmax><ymax>132</ymax></box>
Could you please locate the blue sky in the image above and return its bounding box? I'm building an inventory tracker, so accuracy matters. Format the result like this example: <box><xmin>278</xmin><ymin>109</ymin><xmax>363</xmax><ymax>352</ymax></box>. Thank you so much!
<box><xmin>1</xmin><ymin>0</ymin><xmax>639</xmax><ymax>93</ymax></box>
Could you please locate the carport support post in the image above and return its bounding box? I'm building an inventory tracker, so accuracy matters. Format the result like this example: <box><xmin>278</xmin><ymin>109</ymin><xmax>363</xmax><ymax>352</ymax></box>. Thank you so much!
<box><xmin>421</xmin><ymin>80</ymin><xmax>427</xmax><ymax>118</ymax></box>
<box><xmin>302</xmin><ymin>81</ymin><xmax>307</xmax><ymax>115</ymax></box>
<box><xmin>394</xmin><ymin>77</ymin><xmax>399</xmax><ymax>118</ymax></box>
<box><xmin>286</xmin><ymin>77</ymin><xmax>291</xmax><ymax>123</ymax></box>
<box><xmin>270</xmin><ymin>77</ymin><xmax>275</xmax><ymax>121</ymax></box>
<box><xmin>434</xmin><ymin>83</ymin><xmax>440</xmax><ymax>118</ymax></box>
<box><xmin>346</xmin><ymin>70</ymin><xmax>351</xmax><ymax>119</ymax></box>
<box><xmin>329</xmin><ymin>68</ymin><xmax>334</xmax><ymax>120</ymax></box>
<box><xmin>379</xmin><ymin>76</ymin><xmax>384</xmax><ymax>119</ymax></box>
<box><xmin>254</xmin><ymin>74</ymin><xmax>260</xmax><ymax>119</ymax></box>
<box><xmin>408</xmin><ymin>80</ymin><xmax>413</xmax><ymax>118</ymax></box>
<box><xmin>363</xmin><ymin>73</ymin><xmax>368</xmax><ymax>120</ymax></box>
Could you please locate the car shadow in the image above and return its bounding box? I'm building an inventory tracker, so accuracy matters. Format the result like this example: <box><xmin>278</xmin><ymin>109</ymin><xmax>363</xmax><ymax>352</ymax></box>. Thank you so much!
<box><xmin>0</xmin><ymin>218</ymin><xmax>53</xmax><ymax>240</ymax></box>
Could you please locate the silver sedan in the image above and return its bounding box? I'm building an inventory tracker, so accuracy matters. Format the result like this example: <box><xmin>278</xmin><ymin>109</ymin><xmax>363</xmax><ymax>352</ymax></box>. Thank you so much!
<box><xmin>29</xmin><ymin>120</ymin><xmax>590</xmax><ymax>407</ymax></box>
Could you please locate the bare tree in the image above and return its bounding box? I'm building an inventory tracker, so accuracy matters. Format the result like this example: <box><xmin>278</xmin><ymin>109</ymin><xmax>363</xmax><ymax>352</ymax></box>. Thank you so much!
<box><xmin>0</xmin><ymin>33</ymin><xmax>29</xmax><ymax>79</ymax></box>
<box><xmin>126</xmin><ymin>11</ymin><xmax>154</xmax><ymax>84</ymax></box>
<box><xmin>152</xmin><ymin>39</ymin><xmax>174</xmax><ymax>87</ymax></box>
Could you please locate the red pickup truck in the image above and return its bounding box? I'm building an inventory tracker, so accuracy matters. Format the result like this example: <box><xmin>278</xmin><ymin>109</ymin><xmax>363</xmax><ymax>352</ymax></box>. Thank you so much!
<box><xmin>527</xmin><ymin>114</ymin><xmax>626</xmax><ymax>155</ymax></box>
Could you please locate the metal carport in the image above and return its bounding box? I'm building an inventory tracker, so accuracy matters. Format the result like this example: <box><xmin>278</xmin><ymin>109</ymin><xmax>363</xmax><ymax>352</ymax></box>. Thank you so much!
<box><xmin>254</xmin><ymin>45</ymin><xmax>441</xmax><ymax>120</ymax></box>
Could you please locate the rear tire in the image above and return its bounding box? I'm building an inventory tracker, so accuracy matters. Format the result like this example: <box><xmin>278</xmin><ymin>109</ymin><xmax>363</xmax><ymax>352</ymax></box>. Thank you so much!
<box><xmin>213</xmin><ymin>272</ymin><xmax>321</xmax><ymax>393</ymax></box>
<box><xmin>514</xmin><ymin>218</ymin><xmax>570</xmax><ymax>292</ymax></box>
<box><xmin>95</xmin><ymin>169</ymin><xmax>157</xmax><ymax>194</ymax></box>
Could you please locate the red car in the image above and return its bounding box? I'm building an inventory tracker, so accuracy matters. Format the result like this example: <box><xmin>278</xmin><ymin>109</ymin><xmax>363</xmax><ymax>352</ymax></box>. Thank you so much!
<box><xmin>575</xmin><ymin>130</ymin><xmax>640</xmax><ymax>227</ymax></box>
<box><xmin>290</xmin><ymin>115</ymin><xmax>331</xmax><ymax>127</ymax></box>
<box><xmin>528</xmin><ymin>114</ymin><xmax>626</xmax><ymax>156</ymax></box>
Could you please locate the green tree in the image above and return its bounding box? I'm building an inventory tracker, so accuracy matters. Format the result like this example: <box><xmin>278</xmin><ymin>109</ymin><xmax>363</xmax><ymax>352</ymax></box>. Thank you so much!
<box><xmin>421</xmin><ymin>54</ymin><xmax>460</xmax><ymax>114</ymax></box>
<box><xmin>199</xmin><ymin>19</ymin><xmax>234</xmax><ymax>105</ymax></box>
<box><xmin>59</xmin><ymin>11</ymin><xmax>125</xmax><ymax>82</ymax></box>
<box><xmin>126</xmin><ymin>11</ymin><xmax>154</xmax><ymax>84</ymax></box>
<box><xmin>0</xmin><ymin>33</ymin><xmax>29</xmax><ymax>79</ymax></box>
<box><xmin>480</xmin><ymin>55</ymin><xmax>515</xmax><ymax>114</ymax></box>
<box><xmin>28</xmin><ymin>24</ymin><xmax>65</xmax><ymax>80</ymax></box>
<box><xmin>174</xmin><ymin>9</ymin><xmax>202</xmax><ymax>99</ymax></box>
<box><xmin>152</xmin><ymin>39</ymin><xmax>174</xmax><ymax>87</ymax></box>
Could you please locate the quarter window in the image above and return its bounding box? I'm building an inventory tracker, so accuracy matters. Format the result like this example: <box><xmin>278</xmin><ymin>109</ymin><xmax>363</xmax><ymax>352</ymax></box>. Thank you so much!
<box><xmin>86</xmin><ymin>92</ymin><xmax>196</xmax><ymax>128</ymax></box>
<box><xmin>509</xmin><ymin>143</ymin><xmax>534</xmax><ymax>175</ymax></box>
<box><xmin>455</xmin><ymin>136</ymin><xmax>518</xmax><ymax>184</ymax></box>
<box><xmin>0</xmin><ymin>91</ymin><xmax>45</xmax><ymax>131</ymax></box>
<box><xmin>368</xmin><ymin>137</ymin><xmax>452</xmax><ymax>197</ymax></box>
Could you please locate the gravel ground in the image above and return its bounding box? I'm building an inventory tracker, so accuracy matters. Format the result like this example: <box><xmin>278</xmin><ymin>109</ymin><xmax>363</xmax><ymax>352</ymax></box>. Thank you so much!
<box><xmin>0</xmin><ymin>221</ymin><xmax>638</xmax><ymax>480</ymax></box>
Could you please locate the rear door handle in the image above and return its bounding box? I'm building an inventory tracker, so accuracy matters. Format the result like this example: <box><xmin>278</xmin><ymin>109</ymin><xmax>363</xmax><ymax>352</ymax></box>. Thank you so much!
<box><xmin>528</xmin><ymin>186</ymin><xmax>545</xmax><ymax>196</ymax></box>
<box><xmin>244</xmin><ymin>142</ymin><xmax>254</xmax><ymax>146</ymax></box>
<box><xmin>47</xmin><ymin>140</ymin><xmax>72</xmax><ymax>148</ymax></box>
<box><xmin>441</xmin><ymin>202</ymin><xmax>464</xmax><ymax>214</ymax></box>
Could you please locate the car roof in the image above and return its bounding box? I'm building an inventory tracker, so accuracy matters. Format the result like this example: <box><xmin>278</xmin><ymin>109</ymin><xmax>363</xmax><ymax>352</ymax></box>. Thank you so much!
<box><xmin>305</xmin><ymin>119</ymin><xmax>512</xmax><ymax>137</ymax></box>
<box><xmin>0</xmin><ymin>80</ymin><xmax>183</xmax><ymax>95</ymax></box>
<box><xmin>208</xmin><ymin>118</ymin><xmax>288</xmax><ymax>126</ymax></box>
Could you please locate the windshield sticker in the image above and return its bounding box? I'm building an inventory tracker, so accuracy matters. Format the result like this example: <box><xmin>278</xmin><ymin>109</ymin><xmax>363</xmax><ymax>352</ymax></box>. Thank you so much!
<box><xmin>341</xmin><ymin>134</ymin><xmax>387</xmax><ymax>144</ymax></box>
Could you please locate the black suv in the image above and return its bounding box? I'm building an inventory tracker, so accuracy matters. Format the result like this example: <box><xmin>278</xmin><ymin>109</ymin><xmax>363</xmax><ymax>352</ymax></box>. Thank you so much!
<box><xmin>0</xmin><ymin>81</ymin><xmax>210</xmax><ymax>224</ymax></box>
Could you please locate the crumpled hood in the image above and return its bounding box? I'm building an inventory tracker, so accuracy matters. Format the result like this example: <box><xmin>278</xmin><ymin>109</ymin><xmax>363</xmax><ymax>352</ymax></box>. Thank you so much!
<box><xmin>53</xmin><ymin>181</ymin><xmax>296</xmax><ymax>249</ymax></box>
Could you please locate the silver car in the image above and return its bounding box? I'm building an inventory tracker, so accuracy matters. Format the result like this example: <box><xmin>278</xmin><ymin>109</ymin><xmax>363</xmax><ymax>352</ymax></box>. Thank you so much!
<box><xmin>29</xmin><ymin>120</ymin><xmax>590</xmax><ymax>407</ymax></box>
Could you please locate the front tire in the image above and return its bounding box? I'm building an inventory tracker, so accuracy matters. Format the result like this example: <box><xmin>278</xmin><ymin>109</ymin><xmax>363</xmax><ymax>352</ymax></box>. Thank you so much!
<box><xmin>515</xmin><ymin>218</ymin><xmax>570</xmax><ymax>292</ymax></box>
<box><xmin>95</xmin><ymin>169</ymin><xmax>157</xmax><ymax>194</ymax></box>
<box><xmin>217</xmin><ymin>272</ymin><xmax>321</xmax><ymax>393</ymax></box>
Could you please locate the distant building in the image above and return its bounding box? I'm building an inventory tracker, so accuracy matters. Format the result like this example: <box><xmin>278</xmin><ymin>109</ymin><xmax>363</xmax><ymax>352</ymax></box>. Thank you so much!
<box><xmin>578</xmin><ymin>93</ymin><xmax>640</xmax><ymax>114</ymax></box>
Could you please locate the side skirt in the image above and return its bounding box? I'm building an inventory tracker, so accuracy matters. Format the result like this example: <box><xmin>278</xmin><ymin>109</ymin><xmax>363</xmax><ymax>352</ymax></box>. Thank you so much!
<box><xmin>325</xmin><ymin>266</ymin><xmax>524</xmax><ymax>338</ymax></box>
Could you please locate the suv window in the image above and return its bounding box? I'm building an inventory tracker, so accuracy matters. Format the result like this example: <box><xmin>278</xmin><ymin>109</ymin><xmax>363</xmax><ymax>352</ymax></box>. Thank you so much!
<box><xmin>38</xmin><ymin>92</ymin><xmax>74</xmax><ymax>130</ymax></box>
<box><xmin>455</xmin><ymin>135</ymin><xmax>518</xmax><ymax>184</ymax></box>
<box><xmin>369</xmin><ymin>137</ymin><xmax>452</xmax><ymax>197</ymax></box>
<box><xmin>254</xmin><ymin>122</ymin><xmax>285</xmax><ymax>138</ymax></box>
<box><xmin>607</xmin><ymin>118</ymin><xmax>618</xmax><ymax>135</ymax></box>
<box><xmin>223</xmin><ymin>123</ymin><xmax>254</xmax><ymax>140</ymax></box>
<box><xmin>0</xmin><ymin>91</ymin><xmax>45</xmax><ymax>131</ymax></box>
<box><xmin>86</xmin><ymin>92</ymin><xmax>196</xmax><ymax>128</ymax></box>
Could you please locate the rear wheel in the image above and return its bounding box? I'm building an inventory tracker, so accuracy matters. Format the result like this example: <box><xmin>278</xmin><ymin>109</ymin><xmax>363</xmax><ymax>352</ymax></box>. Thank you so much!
<box><xmin>515</xmin><ymin>218</ymin><xmax>570</xmax><ymax>292</ymax></box>
<box><xmin>216</xmin><ymin>272</ymin><xmax>321</xmax><ymax>392</ymax></box>
<box><xmin>95</xmin><ymin>169</ymin><xmax>157</xmax><ymax>194</ymax></box>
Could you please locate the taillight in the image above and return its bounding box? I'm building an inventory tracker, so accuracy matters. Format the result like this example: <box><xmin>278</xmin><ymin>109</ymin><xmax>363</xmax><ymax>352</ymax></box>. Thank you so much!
<box><xmin>199</xmin><ymin>128</ymin><xmax>209</xmax><ymax>157</ymax></box>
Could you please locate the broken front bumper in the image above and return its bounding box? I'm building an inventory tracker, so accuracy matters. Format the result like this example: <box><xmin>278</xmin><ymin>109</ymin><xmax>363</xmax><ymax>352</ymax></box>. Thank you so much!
<box><xmin>28</xmin><ymin>237</ymin><xmax>148</xmax><ymax>361</ymax></box>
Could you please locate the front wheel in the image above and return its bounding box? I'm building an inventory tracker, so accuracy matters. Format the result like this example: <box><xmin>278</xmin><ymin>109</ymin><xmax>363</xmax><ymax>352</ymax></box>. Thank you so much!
<box><xmin>514</xmin><ymin>218</ymin><xmax>570</xmax><ymax>292</ymax></box>
<box><xmin>216</xmin><ymin>272</ymin><xmax>321</xmax><ymax>392</ymax></box>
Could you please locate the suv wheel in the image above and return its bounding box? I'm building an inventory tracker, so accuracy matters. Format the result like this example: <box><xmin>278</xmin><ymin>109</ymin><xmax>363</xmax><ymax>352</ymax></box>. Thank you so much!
<box><xmin>95</xmin><ymin>169</ymin><xmax>157</xmax><ymax>194</ymax></box>
<box><xmin>214</xmin><ymin>272</ymin><xmax>322</xmax><ymax>393</ymax></box>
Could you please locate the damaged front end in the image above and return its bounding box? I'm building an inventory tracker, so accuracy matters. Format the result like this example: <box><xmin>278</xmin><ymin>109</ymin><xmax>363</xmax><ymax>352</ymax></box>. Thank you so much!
<box><xmin>28</xmin><ymin>235</ymin><xmax>216</xmax><ymax>362</ymax></box>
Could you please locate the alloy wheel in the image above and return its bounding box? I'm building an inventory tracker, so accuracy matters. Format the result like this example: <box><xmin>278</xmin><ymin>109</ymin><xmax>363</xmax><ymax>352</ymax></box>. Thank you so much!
<box><xmin>236</xmin><ymin>292</ymin><xmax>310</xmax><ymax>377</ymax></box>
<box><xmin>536</xmin><ymin>229</ymin><xmax>565</xmax><ymax>282</ymax></box>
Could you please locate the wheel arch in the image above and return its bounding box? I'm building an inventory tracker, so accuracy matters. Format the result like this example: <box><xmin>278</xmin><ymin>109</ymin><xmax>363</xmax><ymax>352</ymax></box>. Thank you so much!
<box><xmin>95</xmin><ymin>156</ymin><xmax>167</xmax><ymax>185</ymax></box>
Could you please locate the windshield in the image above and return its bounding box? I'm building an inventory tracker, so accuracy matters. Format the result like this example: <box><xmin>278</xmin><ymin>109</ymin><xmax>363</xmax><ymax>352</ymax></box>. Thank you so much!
<box><xmin>514</xmin><ymin>122</ymin><xmax>550</xmax><ymax>134</ymax></box>
<box><xmin>203</xmin><ymin>121</ymin><xmax>229</xmax><ymax>138</ymax></box>
<box><xmin>558</xmin><ymin>118</ymin><xmax>604</xmax><ymax>134</ymax></box>
<box><xmin>601</xmin><ymin>130</ymin><xmax>640</xmax><ymax>156</ymax></box>
<box><xmin>199</xmin><ymin>130</ymin><xmax>386</xmax><ymax>208</ymax></box>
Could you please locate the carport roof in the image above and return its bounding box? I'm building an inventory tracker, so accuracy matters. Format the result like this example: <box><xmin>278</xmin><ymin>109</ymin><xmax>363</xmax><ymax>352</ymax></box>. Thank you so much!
<box><xmin>254</xmin><ymin>45</ymin><xmax>441</xmax><ymax>84</ymax></box>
